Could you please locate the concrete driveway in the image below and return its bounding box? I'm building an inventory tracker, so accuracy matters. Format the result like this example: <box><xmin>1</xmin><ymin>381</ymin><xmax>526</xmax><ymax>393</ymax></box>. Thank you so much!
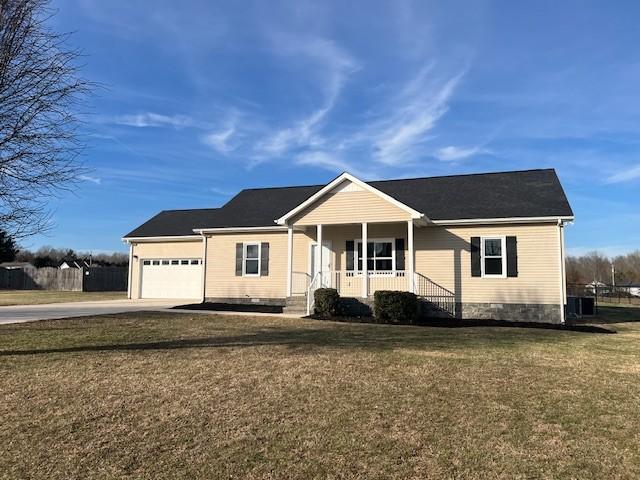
<box><xmin>0</xmin><ymin>299</ymin><xmax>192</xmax><ymax>324</ymax></box>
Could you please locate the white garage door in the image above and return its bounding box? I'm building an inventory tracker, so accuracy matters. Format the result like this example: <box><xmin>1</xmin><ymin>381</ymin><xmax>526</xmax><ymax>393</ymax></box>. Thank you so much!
<box><xmin>140</xmin><ymin>258</ymin><xmax>202</xmax><ymax>299</ymax></box>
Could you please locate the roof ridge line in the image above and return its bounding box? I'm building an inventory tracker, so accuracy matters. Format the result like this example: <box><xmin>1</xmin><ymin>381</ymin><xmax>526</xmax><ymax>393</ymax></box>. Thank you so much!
<box><xmin>235</xmin><ymin>169</ymin><xmax>557</xmax><ymax>192</ymax></box>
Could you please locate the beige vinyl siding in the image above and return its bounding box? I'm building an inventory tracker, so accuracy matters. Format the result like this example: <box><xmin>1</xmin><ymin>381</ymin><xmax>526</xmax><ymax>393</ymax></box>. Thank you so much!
<box><xmin>292</xmin><ymin>190</ymin><xmax>411</xmax><ymax>226</ymax></box>
<box><xmin>205</xmin><ymin>230</ymin><xmax>314</xmax><ymax>299</ymax></box>
<box><xmin>414</xmin><ymin>223</ymin><xmax>561</xmax><ymax>305</ymax></box>
<box><xmin>130</xmin><ymin>240</ymin><xmax>203</xmax><ymax>299</ymax></box>
<box><xmin>129</xmin><ymin>223</ymin><xmax>561</xmax><ymax>306</ymax></box>
<box><xmin>291</xmin><ymin>230</ymin><xmax>314</xmax><ymax>294</ymax></box>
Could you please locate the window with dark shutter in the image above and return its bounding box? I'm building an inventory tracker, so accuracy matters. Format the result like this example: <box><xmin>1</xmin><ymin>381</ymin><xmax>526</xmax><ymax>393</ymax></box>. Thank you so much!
<box><xmin>506</xmin><ymin>236</ymin><xmax>518</xmax><ymax>277</ymax></box>
<box><xmin>471</xmin><ymin>237</ymin><xmax>481</xmax><ymax>277</ymax></box>
<box><xmin>235</xmin><ymin>243</ymin><xmax>243</xmax><ymax>276</ymax></box>
<box><xmin>395</xmin><ymin>238</ymin><xmax>405</xmax><ymax>271</ymax></box>
<box><xmin>260</xmin><ymin>242</ymin><xmax>269</xmax><ymax>276</ymax></box>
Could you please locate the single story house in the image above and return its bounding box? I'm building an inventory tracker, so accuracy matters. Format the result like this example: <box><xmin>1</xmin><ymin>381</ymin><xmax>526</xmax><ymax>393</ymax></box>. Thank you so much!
<box><xmin>59</xmin><ymin>259</ymin><xmax>91</xmax><ymax>269</ymax></box>
<box><xmin>123</xmin><ymin>169</ymin><xmax>574</xmax><ymax>323</ymax></box>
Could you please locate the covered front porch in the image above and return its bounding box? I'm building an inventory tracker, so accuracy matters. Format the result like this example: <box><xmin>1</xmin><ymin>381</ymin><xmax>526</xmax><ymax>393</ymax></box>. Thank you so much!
<box><xmin>285</xmin><ymin>221</ymin><xmax>456</xmax><ymax>315</ymax></box>
<box><xmin>287</xmin><ymin>220</ymin><xmax>417</xmax><ymax>298</ymax></box>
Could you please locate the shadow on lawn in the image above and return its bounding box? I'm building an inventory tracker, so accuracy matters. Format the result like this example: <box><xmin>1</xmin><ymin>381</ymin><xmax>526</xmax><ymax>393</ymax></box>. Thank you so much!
<box><xmin>586</xmin><ymin>305</ymin><xmax>640</xmax><ymax>324</ymax></box>
<box><xmin>0</xmin><ymin>317</ymin><xmax>614</xmax><ymax>357</ymax></box>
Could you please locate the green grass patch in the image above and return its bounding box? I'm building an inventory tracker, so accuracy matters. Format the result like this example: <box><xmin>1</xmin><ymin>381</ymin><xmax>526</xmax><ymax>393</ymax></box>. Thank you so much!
<box><xmin>1</xmin><ymin>311</ymin><xmax>639</xmax><ymax>479</ymax></box>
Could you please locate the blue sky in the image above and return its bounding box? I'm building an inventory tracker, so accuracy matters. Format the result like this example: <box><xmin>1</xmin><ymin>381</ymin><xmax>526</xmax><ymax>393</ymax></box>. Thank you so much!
<box><xmin>30</xmin><ymin>0</ymin><xmax>639</xmax><ymax>255</ymax></box>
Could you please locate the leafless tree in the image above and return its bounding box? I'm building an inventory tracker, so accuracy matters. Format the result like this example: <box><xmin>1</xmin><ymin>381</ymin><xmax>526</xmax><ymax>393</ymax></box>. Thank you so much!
<box><xmin>0</xmin><ymin>0</ymin><xmax>90</xmax><ymax>239</ymax></box>
<box><xmin>566</xmin><ymin>250</ymin><xmax>640</xmax><ymax>285</ymax></box>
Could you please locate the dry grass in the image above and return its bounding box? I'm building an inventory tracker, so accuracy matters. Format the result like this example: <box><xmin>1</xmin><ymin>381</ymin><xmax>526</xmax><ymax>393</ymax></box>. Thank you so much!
<box><xmin>0</xmin><ymin>290</ymin><xmax>126</xmax><ymax>306</ymax></box>
<box><xmin>1</xmin><ymin>309</ymin><xmax>640</xmax><ymax>479</ymax></box>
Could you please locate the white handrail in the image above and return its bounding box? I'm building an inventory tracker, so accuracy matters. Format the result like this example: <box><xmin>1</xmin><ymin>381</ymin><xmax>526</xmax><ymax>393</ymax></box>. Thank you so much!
<box><xmin>306</xmin><ymin>272</ymin><xmax>321</xmax><ymax>315</ymax></box>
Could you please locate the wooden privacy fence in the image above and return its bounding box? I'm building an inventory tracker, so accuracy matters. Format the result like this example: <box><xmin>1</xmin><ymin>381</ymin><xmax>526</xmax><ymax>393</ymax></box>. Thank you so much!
<box><xmin>0</xmin><ymin>266</ymin><xmax>127</xmax><ymax>292</ymax></box>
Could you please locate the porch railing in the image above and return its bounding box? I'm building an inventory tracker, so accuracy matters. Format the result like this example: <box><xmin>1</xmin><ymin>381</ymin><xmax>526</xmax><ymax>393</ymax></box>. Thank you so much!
<box><xmin>291</xmin><ymin>271</ymin><xmax>311</xmax><ymax>295</ymax></box>
<box><xmin>317</xmin><ymin>270</ymin><xmax>410</xmax><ymax>297</ymax></box>
<box><xmin>307</xmin><ymin>270</ymin><xmax>456</xmax><ymax>316</ymax></box>
<box><xmin>306</xmin><ymin>273</ymin><xmax>321</xmax><ymax>315</ymax></box>
<box><xmin>414</xmin><ymin>273</ymin><xmax>456</xmax><ymax>316</ymax></box>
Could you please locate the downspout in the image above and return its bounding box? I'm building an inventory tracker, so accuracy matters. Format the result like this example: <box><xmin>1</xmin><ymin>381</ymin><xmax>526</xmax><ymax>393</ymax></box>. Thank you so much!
<box><xmin>200</xmin><ymin>232</ymin><xmax>208</xmax><ymax>303</ymax></box>
<box><xmin>126</xmin><ymin>240</ymin><xmax>133</xmax><ymax>299</ymax></box>
<box><xmin>558</xmin><ymin>219</ymin><xmax>566</xmax><ymax>324</ymax></box>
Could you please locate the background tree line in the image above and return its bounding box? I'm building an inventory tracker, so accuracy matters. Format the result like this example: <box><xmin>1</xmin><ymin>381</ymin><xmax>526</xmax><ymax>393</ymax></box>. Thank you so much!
<box><xmin>566</xmin><ymin>250</ymin><xmax>640</xmax><ymax>285</ymax></box>
<box><xmin>1</xmin><ymin>229</ymin><xmax>127</xmax><ymax>267</ymax></box>
<box><xmin>15</xmin><ymin>246</ymin><xmax>128</xmax><ymax>268</ymax></box>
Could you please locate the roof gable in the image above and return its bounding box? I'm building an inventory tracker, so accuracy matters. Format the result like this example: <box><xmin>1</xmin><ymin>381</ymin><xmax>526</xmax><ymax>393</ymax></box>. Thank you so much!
<box><xmin>290</xmin><ymin>179</ymin><xmax>415</xmax><ymax>225</ymax></box>
<box><xmin>275</xmin><ymin>173</ymin><xmax>423</xmax><ymax>225</ymax></box>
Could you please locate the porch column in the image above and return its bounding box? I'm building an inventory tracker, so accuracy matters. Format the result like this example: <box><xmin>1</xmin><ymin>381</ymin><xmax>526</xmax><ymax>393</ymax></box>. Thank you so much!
<box><xmin>317</xmin><ymin>224</ymin><xmax>323</xmax><ymax>281</ymax></box>
<box><xmin>362</xmin><ymin>222</ymin><xmax>368</xmax><ymax>298</ymax></box>
<box><xmin>286</xmin><ymin>226</ymin><xmax>293</xmax><ymax>297</ymax></box>
<box><xmin>407</xmin><ymin>220</ymin><xmax>415</xmax><ymax>293</ymax></box>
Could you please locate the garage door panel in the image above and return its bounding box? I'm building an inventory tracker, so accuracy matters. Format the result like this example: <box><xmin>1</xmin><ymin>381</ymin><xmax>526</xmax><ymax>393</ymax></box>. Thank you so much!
<box><xmin>141</xmin><ymin>259</ymin><xmax>202</xmax><ymax>299</ymax></box>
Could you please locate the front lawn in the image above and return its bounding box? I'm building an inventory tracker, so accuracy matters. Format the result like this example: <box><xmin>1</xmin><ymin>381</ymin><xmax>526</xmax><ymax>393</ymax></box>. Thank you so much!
<box><xmin>0</xmin><ymin>290</ymin><xmax>126</xmax><ymax>306</ymax></box>
<box><xmin>1</xmin><ymin>309</ymin><xmax>639</xmax><ymax>478</ymax></box>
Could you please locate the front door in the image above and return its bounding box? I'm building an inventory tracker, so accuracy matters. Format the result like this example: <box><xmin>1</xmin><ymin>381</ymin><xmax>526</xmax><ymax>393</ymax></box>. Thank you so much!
<box><xmin>310</xmin><ymin>241</ymin><xmax>332</xmax><ymax>287</ymax></box>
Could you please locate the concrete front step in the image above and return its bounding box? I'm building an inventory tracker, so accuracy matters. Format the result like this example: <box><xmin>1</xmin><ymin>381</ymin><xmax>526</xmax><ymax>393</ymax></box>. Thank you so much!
<box><xmin>284</xmin><ymin>296</ymin><xmax>307</xmax><ymax>314</ymax></box>
<box><xmin>285</xmin><ymin>296</ymin><xmax>307</xmax><ymax>304</ymax></box>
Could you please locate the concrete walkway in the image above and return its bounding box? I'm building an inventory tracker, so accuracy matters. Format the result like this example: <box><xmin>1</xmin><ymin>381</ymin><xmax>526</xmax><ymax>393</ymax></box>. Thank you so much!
<box><xmin>0</xmin><ymin>299</ymin><xmax>305</xmax><ymax>325</ymax></box>
<box><xmin>0</xmin><ymin>299</ymin><xmax>188</xmax><ymax>324</ymax></box>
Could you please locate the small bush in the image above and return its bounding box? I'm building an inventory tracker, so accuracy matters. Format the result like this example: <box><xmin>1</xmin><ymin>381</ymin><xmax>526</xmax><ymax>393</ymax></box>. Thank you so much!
<box><xmin>314</xmin><ymin>288</ymin><xmax>340</xmax><ymax>318</ymax></box>
<box><xmin>374</xmin><ymin>290</ymin><xmax>418</xmax><ymax>324</ymax></box>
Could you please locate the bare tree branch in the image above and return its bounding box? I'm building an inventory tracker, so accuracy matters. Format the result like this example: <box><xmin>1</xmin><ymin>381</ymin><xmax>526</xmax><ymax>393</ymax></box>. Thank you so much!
<box><xmin>0</xmin><ymin>0</ymin><xmax>91</xmax><ymax>239</ymax></box>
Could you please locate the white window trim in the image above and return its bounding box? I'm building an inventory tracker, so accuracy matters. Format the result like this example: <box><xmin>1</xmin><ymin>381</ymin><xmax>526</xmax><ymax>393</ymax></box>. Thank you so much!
<box><xmin>481</xmin><ymin>236</ymin><xmax>507</xmax><ymax>278</ymax></box>
<box><xmin>242</xmin><ymin>242</ymin><xmax>261</xmax><ymax>277</ymax></box>
<box><xmin>355</xmin><ymin>238</ymin><xmax>397</xmax><ymax>276</ymax></box>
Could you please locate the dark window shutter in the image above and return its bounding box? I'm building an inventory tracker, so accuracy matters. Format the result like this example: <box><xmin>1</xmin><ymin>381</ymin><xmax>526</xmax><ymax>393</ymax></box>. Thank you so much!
<box><xmin>471</xmin><ymin>237</ymin><xmax>481</xmax><ymax>277</ymax></box>
<box><xmin>260</xmin><ymin>242</ymin><xmax>269</xmax><ymax>276</ymax></box>
<box><xmin>235</xmin><ymin>243</ymin><xmax>243</xmax><ymax>276</ymax></box>
<box><xmin>395</xmin><ymin>238</ymin><xmax>405</xmax><ymax>271</ymax></box>
<box><xmin>346</xmin><ymin>240</ymin><xmax>355</xmax><ymax>271</ymax></box>
<box><xmin>506</xmin><ymin>236</ymin><xmax>518</xmax><ymax>277</ymax></box>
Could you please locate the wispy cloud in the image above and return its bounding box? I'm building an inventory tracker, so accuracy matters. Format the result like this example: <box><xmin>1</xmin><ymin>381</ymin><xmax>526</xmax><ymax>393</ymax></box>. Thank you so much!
<box><xmin>436</xmin><ymin>145</ymin><xmax>487</xmax><ymax>162</ymax></box>
<box><xmin>372</xmin><ymin>68</ymin><xmax>466</xmax><ymax>165</ymax></box>
<box><xmin>255</xmin><ymin>36</ymin><xmax>359</xmax><ymax>157</ymax></box>
<box><xmin>606</xmin><ymin>164</ymin><xmax>640</xmax><ymax>183</ymax></box>
<box><xmin>202</xmin><ymin>126</ymin><xmax>236</xmax><ymax>154</ymax></box>
<box><xmin>112</xmin><ymin>112</ymin><xmax>193</xmax><ymax>129</ymax></box>
<box><xmin>79</xmin><ymin>175</ymin><xmax>102</xmax><ymax>185</ymax></box>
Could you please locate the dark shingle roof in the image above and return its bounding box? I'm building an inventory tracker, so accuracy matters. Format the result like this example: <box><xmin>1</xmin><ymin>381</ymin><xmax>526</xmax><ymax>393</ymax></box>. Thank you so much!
<box><xmin>124</xmin><ymin>208</ymin><xmax>223</xmax><ymax>238</ymax></box>
<box><xmin>370</xmin><ymin>169</ymin><xmax>573</xmax><ymax>220</ymax></box>
<box><xmin>124</xmin><ymin>169</ymin><xmax>573</xmax><ymax>238</ymax></box>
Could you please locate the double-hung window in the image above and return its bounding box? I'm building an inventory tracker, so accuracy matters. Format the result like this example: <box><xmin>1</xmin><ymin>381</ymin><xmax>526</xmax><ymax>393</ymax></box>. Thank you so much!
<box><xmin>356</xmin><ymin>239</ymin><xmax>395</xmax><ymax>274</ymax></box>
<box><xmin>243</xmin><ymin>243</ymin><xmax>260</xmax><ymax>276</ymax></box>
<box><xmin>482</xmin><ymin>237</ymin><xmax>505</xmax><ymax>277</ymax></box>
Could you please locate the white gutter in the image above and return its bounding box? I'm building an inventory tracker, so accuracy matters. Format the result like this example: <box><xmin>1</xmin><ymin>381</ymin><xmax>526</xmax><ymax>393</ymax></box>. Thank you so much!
<box><xmin>193</xmin><ymin>226</ymin><xmax>289</xmax><ymax>234</ymax></box>
<box><xmin>122</xmin><ymin>235</ymin><xmax>202</xmax><ymax>243</ymax></box>
<box><xmin>431</xmin><ymin>216</ymin><xmax>574</xmax><ymax>226</ymax></box>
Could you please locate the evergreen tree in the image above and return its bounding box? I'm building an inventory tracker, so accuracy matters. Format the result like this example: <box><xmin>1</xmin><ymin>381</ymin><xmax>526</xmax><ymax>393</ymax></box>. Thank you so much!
<box><xmin>0</xmin><ymin>230</ymin><xmax>18</xmax><ymax>263</ymax></box>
